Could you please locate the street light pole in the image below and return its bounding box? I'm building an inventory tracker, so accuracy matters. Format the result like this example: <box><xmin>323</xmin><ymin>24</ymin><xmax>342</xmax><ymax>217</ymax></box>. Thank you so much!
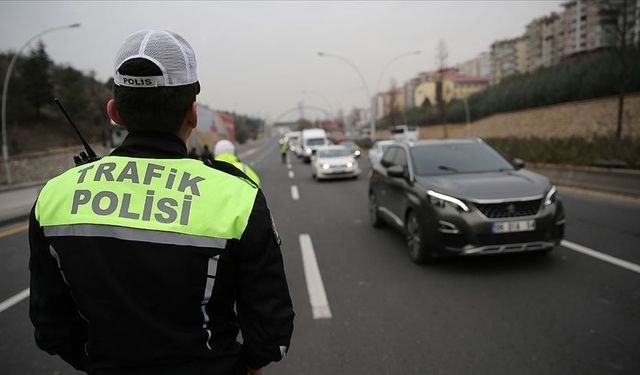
<box><xmin>301</xmin><ymin>89</ymin><xmax>336</xmax><ymax>117</ymax></box>
<box><xmin>317</xmin><ymin>52</ymin><xmax>376</xmax><ymax>141</ymax></box>
<box><xmin>374</xmin><ymin>50</ymin><xmax>421</xmax><ymax>128</ymax></box>
<box><xmin>462</xmin><ymin>96</ymin><xmax>471</xmax><ymax>137</ymax></box>
<box><xmin>1</xmin><ymin>23</ymin><xmax>80</xmax><ymax>184</ymax></box>
<box><xmin>374</xmin><ymin>50</ymin><xmax>421</xmax><ymax>95</ymax></box>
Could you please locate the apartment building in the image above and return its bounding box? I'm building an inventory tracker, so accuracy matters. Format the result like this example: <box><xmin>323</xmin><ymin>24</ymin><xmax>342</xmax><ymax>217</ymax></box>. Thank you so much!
<box><xmin>455</xmin><ymin>52</ymin><xmax>490</xmax><ymax>77</ymax></box>
<box><xmin>403</xmin><ymin>76</ymin><xmax>424</xmax><ymax>110</ymax></box>
<box><xmin>374</xmin><ymin>87</ymin><xmax>405</xmax><ymax>120</ymax></box>
<box><xmin>490</xmin><ymin>36</ymin><xmax>527</xmax><ymax>85</ymax></box>
<box><xmin>542</xmin><ymin>13</ymin><xmax>563</xmax><ymax>67</ymax></box>
<box><xmin>491</xmin><ymin>0</ymin><xmax>638</xmax><ymax>80</ymax></box>
<box><xmin>555</xmin><ymin>0</ymin><xmax>638</xmax><ymax>59</ymax></box>
<box><xmin>414</xmin><ymin>69</ymin><xmax>488</xmax><ymax>108</ymax></box>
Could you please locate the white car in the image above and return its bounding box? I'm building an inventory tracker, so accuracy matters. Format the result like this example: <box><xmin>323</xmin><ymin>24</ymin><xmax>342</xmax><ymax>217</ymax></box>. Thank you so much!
<box><xmin>311</xmin><ymin>145</ymin><xmax>361</xmax><ymax>180</ymax></box>
<box><xmin>368</xmin><ymin>140</ymin><xmax>394</xmax><ymax>168</ymax></box>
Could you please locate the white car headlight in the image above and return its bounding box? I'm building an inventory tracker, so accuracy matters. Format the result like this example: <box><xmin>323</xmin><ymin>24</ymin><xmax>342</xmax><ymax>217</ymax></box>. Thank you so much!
<box><xmin>346</xmin><ymin>161</ymin><xmax>353</xmax><ymax>168</ymax></box>
<box><xmin>427</xmin><ymin>190</ymin><xmax>469</xmax><ymax>212</ymax></box>
<box><xmin>544</xmin><ymin>185</ymin><xmax>557</xmax><ymax>206</ymax></box>
<box><xmin>305</xmin><ymin>148</ymin><xmax>312</xmax><ymax>155</ymax></box>
<box><xmin>354</xmin><ymin>150</ymin><xmax>361</xmax><ymax>156</ymax></box>
<box><xmin>321</xmin><ymin>163</ymin><xmax>330</xmax><ymax>170</ymax></box>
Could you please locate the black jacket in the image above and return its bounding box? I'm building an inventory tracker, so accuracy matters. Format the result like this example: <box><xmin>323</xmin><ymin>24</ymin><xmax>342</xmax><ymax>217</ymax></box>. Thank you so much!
<box><xmin>29</xmin><ymin>133</ymin><xmax>294</xmax><ymax>374</ymax></box>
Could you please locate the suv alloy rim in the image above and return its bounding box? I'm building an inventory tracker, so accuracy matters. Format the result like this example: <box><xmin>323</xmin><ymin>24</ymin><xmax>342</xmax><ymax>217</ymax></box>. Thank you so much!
<box><xmin>369</xmin><ymin>193</ymin><xmax>380</xmax><ymax>226</ymax></box>
<box><xmin>406</xmin><ymin>212</ymin><xmax>421</xmax><ymax>259</ymax></box>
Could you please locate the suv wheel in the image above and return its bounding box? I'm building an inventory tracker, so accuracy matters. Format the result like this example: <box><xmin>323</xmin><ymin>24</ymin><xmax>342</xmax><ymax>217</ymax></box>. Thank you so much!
<box><xmin>406</xmin><ymin>211</ymin><xmax>434</xmax><ymax>264</ymax></box>
<box><xmin>369</xmin><ymin>192</ymin><xmax>383</xmax><ymax>228</ymax></box>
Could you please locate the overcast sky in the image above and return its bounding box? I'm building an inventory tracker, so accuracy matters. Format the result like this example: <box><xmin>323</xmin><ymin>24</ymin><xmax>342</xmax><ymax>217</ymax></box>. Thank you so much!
<box><xmin>0</xmin><ymin>1</ymin><xmax>563</xmax><ymax>122</ymax></box>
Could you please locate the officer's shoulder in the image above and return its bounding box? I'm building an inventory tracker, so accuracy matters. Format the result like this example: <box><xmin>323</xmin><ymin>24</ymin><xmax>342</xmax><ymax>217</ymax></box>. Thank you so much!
<box><xmin>203</xmin><ymin>159</ymin><xmax>259</xmax><ymax>189</ymax></box>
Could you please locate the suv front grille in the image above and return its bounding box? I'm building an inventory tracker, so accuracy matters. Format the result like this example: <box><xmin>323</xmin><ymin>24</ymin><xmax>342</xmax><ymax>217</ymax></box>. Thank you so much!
<box><xmin>474</xmin><ymin>199</ymin><xmax>542</xmax><ymax>218</ymax></box>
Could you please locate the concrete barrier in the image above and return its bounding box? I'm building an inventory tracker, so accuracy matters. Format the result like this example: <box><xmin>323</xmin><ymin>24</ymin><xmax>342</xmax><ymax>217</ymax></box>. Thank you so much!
<box><xmin>528</xmin><ymin>163</ymin><xmax>640</xmax><ymax>198</ymax></box>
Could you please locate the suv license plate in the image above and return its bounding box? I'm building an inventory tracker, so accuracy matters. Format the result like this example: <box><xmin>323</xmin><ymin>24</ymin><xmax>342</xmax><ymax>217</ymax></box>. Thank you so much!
<box><xmin>492</xmin><ymin>220</ymin><xmax>535</xmax><ymax>233</ymax></box>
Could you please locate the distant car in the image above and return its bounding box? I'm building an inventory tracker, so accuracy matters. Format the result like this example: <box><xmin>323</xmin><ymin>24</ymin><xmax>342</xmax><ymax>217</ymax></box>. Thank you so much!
<box><xmin>311</xmin><ymin>145</ymin><xmax>361</xmax><ymax>180</ymax></box>
<box><xmin>368</xmin><ymin>138</ymin><xmax>565</xmax><ymax>263</ymax></box>
<box><xmin>340</xmin><ymin>140</ymin><xmax>361</xmax><ymax>158</ymax></box>
<box><xmin>368</xmin><ymin>139</ymin><xmax>394</xmax><ymax>168</ymax></box>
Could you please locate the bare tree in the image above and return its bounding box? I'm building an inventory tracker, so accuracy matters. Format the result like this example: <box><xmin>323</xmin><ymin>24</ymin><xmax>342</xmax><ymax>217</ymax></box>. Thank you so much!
<box><xmin>387</xmin><ymin>78</ymin><xmax>400</xmax><ymax>127</ymax></box>
<box><xmin>601</xmin><ymin>0</ymin><xmax>638</xmax><ymax>140</ymax></box>
<box><xmin>436</xmin><ymin>39</ymin><xmax>449</xmax><ymax>137</ymax></box>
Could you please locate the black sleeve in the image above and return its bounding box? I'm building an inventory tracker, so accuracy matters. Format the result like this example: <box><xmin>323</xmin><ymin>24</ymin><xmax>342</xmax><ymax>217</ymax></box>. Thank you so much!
<box><xmin>28</xmin><ymin>203</ymin><xmax>88</xmax><ymax>372</ymax></box>
<box><xmin>234</xmin><ymin>190</ymin><xmax>295</xmax><ymax>369</ymax></box>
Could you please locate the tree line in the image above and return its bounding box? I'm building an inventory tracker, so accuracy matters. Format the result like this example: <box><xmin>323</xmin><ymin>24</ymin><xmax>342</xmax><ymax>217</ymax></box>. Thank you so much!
<box><xmin>0</xmin><ymin>41</ymin><xmax>112</xmax><ymax>154</ymax></box>
<box><xmin>0</xmin><ymin>41</ymin><xmax>264</xmax><ymax>155</ymax></box>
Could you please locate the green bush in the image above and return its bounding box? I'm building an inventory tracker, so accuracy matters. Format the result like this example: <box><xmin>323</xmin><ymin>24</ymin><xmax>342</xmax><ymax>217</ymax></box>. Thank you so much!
<box><xmin>485</xmin><ymin>136</ymin><xmax>640</xmax><ymax>169</ymax></box>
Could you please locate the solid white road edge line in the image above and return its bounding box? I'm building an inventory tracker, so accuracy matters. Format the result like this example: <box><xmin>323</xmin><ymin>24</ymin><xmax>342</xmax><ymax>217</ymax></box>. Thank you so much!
<box><xmin>291</xmin><ymin>185</ymin><xmax>300</xmax><ymax>200</ymax></box>
<box><xmin>0</xmin><ymin>288</ymin><xmax>30</xmax><ymax>313</ymax></box>
<box><xmin>299</xmin><ymin>234</ymin><xmax>332</xmax><ymax>319</ymax></box>
<box><xmin>288</xmin><ymin>170</ymin><xmax>294</xmax><ymax>179</ymax></box>
<box><xmin>561</xmin><ymin>240</ymin><xmax>640</xmax><ymax>275</ymax></box>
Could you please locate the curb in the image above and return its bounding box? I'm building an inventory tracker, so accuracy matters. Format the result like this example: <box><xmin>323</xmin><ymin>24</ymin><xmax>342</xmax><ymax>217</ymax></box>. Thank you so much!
<box><xmin>0</xmin><ymin>213</ymin><xmax>30</xmax><ymax>228</ymax></box>
<box><xmin>0</xmin><ymin>180</ymin><xmax>46</xmax><ymax>193</ymax></box>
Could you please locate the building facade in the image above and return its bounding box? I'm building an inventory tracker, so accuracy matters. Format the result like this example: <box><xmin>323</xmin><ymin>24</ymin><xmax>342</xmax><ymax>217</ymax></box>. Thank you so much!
<box><xmin>414</xmin><ymin>69</ymin><xmax>488</xmax><ymax>107</ymax></box>
<box><xmin>490</xmin><ymin>36</ymin><xmax>527</xmax><ymax>85</ymax></box>
<box><xmin>455</xmin><ymin>52</ymin><xmax>490</xmax><ymax>77</ymax></box>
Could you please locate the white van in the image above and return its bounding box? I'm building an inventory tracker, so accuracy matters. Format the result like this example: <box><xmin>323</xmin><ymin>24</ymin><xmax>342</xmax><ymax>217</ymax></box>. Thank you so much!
<box><xmin>301</xmin><ymin>128</ymin><xmax>330</xmax><ymax>163</ymax></box>
<box><xmin>390</xmin><ymin>125</ymin><xmax>418</xmax><ymax>141</ymax></box>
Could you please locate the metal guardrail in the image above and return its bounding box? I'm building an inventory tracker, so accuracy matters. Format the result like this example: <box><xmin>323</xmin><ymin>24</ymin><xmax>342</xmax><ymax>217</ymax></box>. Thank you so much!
<box><xmin>529</xmin><ymin>163</ymin><xmax>640</xmax><ymax>198</ymax></box>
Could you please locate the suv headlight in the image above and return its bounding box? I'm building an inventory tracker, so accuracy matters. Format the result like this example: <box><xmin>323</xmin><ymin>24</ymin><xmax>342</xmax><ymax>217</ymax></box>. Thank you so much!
<box><xmin>427</xmin><ymin>190</ymin><xmax>469</xmax><ymax>212</ymax></box>
<box><xmin>544</xmin><ymin>185</ymin><xmax>557</xmax><ymax>206</ymax></box>
<box><xmin>321</xmin><ymin>163</ymin><xmax>330</xmax><ymax>170</ymax></box>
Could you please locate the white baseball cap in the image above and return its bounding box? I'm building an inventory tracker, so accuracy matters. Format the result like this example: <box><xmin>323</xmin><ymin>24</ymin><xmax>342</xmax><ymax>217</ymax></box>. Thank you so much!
<box><xmin>113</xmin><ymin>29</ymin><xmax>198</xmax><ymax>88</ymax></box>
<box><xmin>214</xmin><ymin>140</ymin><xmax>235</xmax><ymax>156</ymax></box>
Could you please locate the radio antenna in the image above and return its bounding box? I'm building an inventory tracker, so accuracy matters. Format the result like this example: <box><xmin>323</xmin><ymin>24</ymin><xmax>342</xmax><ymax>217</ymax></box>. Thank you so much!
<box><xmin>54</xmin><ymin>97</ymin><xmax>97</xmax><ymax>160</ymax></box>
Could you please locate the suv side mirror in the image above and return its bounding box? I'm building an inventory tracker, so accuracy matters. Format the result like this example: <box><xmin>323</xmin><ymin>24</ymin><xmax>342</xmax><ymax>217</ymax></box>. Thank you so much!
<box><xmin>387</xmin><ymin>165</ymin><xmax>406</xmax><ymax>178</ymax></box>
<box><xmin>512</xmin><ymin>158</ymin><xmax>525</xmax><ymax>169</ymax></box>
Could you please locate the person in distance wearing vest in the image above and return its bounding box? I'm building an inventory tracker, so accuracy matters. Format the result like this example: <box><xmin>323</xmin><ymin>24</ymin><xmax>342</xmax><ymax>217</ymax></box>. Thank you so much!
<box><xmin>214</xmin><ymin>139</ymin><xmax>261</xmax><ymax>187</ymax></box>
<box><xmin>29</xmin><ymin>29</ymin><xmax>294</xmax><ymax>375</ymax></box>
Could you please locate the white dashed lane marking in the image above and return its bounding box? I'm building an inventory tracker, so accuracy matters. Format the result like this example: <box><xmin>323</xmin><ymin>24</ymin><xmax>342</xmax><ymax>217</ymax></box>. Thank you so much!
<box><xmin>291</xmin><ymin>185</ymin><xmax>300</xmax><ymax>200</ymax></box>
<box><xmin>561</xmin><ymin>240</ymin><xmax>640</xmax><ymax>275</ymax></box>
<box><xmin>0</xmin><ymin>288</ymin><xmax>29</xmax><ymax>313</ymax></box>
<box><xmin>299</xmin><ymin>234</ymin><xmax>332</xmax><ymax>319</ymax></box>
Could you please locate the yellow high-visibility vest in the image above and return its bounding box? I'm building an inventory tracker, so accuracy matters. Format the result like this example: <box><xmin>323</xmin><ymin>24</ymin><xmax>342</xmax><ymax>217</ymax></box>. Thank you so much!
<box><xmin>35</xmin><ymin>156</ymin><xmax>257</xmax><ymax>247</ymax></box>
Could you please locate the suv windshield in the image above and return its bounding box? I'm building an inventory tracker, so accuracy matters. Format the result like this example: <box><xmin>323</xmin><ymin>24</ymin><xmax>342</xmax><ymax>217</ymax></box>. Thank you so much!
<box><xmin>410</xmin><ymin>142</ymin><xmax>515</xmax><ymax>176</ymax></box>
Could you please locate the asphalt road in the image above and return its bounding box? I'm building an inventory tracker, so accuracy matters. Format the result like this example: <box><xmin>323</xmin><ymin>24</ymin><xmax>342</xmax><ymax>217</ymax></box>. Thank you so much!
<box><xmin>1</xmin><ymin>137</ymin><xmax>639</xmax><ymax>374</ymax></box>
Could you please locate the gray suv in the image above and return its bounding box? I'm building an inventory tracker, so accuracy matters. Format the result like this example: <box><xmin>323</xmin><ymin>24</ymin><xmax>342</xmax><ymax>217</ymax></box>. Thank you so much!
<box><xmin>368</xmin><ymin>138</ymin><xmax>565</xmax><ymax>263</ymax></box>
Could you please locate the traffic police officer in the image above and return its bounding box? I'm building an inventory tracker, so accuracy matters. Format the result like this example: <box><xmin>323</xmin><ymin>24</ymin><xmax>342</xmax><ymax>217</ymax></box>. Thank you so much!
<box><xmin>29</xmin><ymin>29</ymin><xmax>294</xmax><ymax>375</ymax></box>
<box><xmin>214</xmin><ymin>139</ymin><xmax>261</xmax><ymax>187</ymax></box>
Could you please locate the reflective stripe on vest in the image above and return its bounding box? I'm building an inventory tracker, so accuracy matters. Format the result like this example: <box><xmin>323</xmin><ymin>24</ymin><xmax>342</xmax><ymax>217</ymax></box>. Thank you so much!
<box><xmin>35</xmin><ymin>156</ymin><xmax>257</xmax><ymax>246</ymax></box>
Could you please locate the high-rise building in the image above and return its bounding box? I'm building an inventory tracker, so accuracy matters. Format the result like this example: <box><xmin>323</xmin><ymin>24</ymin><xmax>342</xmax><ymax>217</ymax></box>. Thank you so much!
<box><xmin>542</xmin><ymin>13</ymin><xmax>563</xmax><ymax>67</ymax></box>
<box><xmin>561</xmin><ymin>0</ymin><xmax>639</xmax><ymax>57</ymax></box>
<box><xmin>455</xmin><ymin>52</ymin><xmax>490</xmax><ymax>77</ymax></box>
<box><xmin>525</xmin><ymin>17</ymin><xmax>544</xmax><ymax>72</ymax></box>
<box><xmin>490</xmin><ymin>36</ymin><xmax>527</xmax><ymax>85</ymax></box>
